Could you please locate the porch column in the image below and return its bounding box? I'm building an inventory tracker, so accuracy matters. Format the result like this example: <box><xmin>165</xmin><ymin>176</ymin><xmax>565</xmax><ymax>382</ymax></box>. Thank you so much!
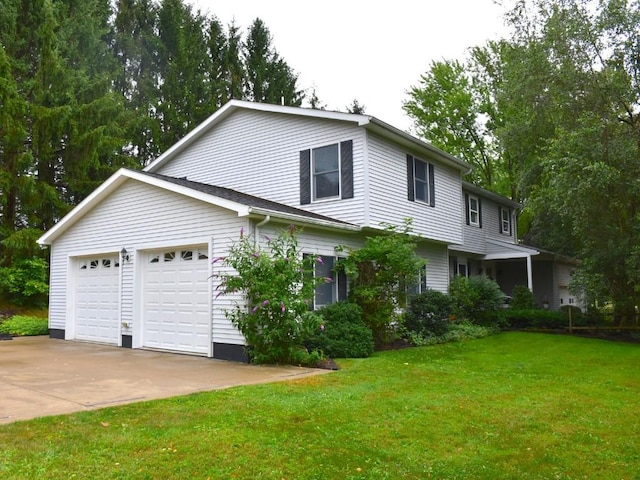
<box><xmin>526</xmin><ymin>254</ymin><xmax>533</xmax><ymax>291</ymax></box>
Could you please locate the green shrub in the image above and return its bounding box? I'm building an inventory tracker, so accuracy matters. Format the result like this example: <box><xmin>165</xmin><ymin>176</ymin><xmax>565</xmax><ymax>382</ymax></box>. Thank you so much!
<box><xmin>449</xmin><ymin>275</ymin><xmax>505</xmax><ymax>327</ymax></box>
<box><xmin>510</xmin><ymin>285</ymin><xmax>536</xmax><ymax>309</ymax></box>
<box><xmin>407</xmin><ymin>320</ymin><xmax>494</xmax><ymax>346</ymax></box>
<box><xmin>304</xmin><ymin>302</ymin><xmax>374</xmax><ymax>358</ymax></box>
<box><xmin>0</xmin><ymin>315</ymin><xmax>49</xmax><ymax>336</ymax></box>
<box><xmin>338</xmin><ymin>220</ymin><xmax>425</xmax><ymax>345</ymax></box>
<box><xmin>503</xmin><ymin>309</ymin><xmax>567</xmax><ymax>329</ymax></box>
<box><xmin>0</xmin><ymin>258</ymin><xmax>49</xmax><ymax>307</ymax></box>
<box><xmin>403</xmin><ymin>289</ymin><xmax>453</xmax><ymax>338</ymax></box>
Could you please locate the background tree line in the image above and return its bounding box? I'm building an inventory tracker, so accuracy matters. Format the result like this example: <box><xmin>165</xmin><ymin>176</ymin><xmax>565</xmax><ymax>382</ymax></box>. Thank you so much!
<box><xmin>0</xmin><ymin>0</ymin><xmax>302</xmax><ymax>275</ymax></box>
<box><xmin>405</xmin><ymin>0</ymin><xmax>640</xmax><ymax>320</ymax></box>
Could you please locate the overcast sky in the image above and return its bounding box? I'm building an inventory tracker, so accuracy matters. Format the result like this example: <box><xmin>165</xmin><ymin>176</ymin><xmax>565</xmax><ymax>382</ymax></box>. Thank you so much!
<box><xmin>189</xmin><ymin>0</ymin><xmax>508</xmax><ymax>132</ymax></box>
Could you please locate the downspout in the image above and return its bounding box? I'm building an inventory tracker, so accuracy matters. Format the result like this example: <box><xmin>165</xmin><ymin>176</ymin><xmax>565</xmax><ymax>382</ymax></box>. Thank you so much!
<box><xmin>254</xmin><ymin>215</ymin><xmax>271</xmax><ymax>247</ymax></box>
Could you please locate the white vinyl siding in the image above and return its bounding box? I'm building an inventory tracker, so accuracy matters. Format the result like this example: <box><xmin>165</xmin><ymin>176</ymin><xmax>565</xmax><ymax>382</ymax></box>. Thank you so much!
<box><xmin>416</xmin><ymin>242</ymin><xmax>450</xmax><ymax>293</ymax></box>
<box><xmin>461</xmin><ymin>191</ymin><xmax>518</xmax><ymax>255</ymax></box>
<box><xmin>47</xmin><ymin>179</ymin><xmax>249</xmax><ymax>349</ymax></box>
<box><xmin>367</xmin><ymin>133</ymin><xmax>463</xmax><ymax>245</ymax></box>
<box><xmin>154</xmin><ymin>109</ymin><xmax>366</xmax><ymax>225</ymax></box>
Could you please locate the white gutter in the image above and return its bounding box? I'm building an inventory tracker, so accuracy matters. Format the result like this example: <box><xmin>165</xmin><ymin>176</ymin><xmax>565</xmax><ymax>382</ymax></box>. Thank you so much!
<box><xmin>254</xmin><ymin>215</ymin><xmax>271</xmax><ymax>246</ymax></box>
<box><xmin>246</xmin><ymin>207</ymin><xmax>361</xmax><ymax>232</ymax></box>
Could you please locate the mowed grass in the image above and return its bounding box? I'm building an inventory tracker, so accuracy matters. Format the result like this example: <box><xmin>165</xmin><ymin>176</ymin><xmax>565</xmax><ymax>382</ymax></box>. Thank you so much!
<box><xmin>1</xmin><ymin>332</ymin><xmax>639</xmax><ymax>479</ymax></box>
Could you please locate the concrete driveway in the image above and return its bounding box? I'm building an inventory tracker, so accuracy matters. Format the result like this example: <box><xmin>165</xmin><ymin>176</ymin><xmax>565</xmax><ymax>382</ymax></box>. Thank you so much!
<box><xmin>0</xmin><ymin>336</ymin><xmax>327</xmax><ymax>424</ymax></box>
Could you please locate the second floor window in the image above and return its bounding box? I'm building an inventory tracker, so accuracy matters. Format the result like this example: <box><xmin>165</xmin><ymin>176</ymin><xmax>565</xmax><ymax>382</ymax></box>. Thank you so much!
<box><xmin>464</xmin><ymin>193</ymin><xmax>482</xmax><ymax>228</ymax></box>
<box><xmin>500</xmin><ymin>207</ymin><xmax>512</xmax><ymax>235</ymax></box>
<box><xmin>313</xmin><ymin>144</ymin><xmax>340</xmax><ymax>199</ymax></box>
<box><xmin>406</xmin><ymin>154</ymin><xmax>435</xmax><ymax>206</ymax></box>
<box><xmin>468</xmin><ymin>195</ymin><xmax>480</xmax><ymax>226</ymax></box>
<box><xmin>300</xmin><ymin>140</ymin><xmax>353</xmax><ymax>205</ymax></box>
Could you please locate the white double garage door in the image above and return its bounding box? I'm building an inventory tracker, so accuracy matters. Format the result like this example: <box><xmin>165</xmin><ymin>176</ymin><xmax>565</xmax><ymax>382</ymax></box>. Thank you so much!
<box><xmin>74</xmin><ymin>246</ymin><xmax>210</xmax><ymax>355</ymax></box>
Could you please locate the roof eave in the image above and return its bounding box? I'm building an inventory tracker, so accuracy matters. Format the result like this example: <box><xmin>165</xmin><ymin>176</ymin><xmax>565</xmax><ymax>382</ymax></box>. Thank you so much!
<box><xmin>144</xmin><ymin>100</ymin><xmax>371</xmax><ymax>173</ymax></box>
<box><xmin>248</xmin><ymin>207</ymin><xmax>361</xmax><ymax>232</ymax></box>
<box><xmin>366</xmin><ymin>118</ymin><xmax>473</xmax><ymax>174</ymax></box>
<box><xmin>37</xmin><ymin>169</ymin><xmax>252</xmax><ymax>245</ymax></box>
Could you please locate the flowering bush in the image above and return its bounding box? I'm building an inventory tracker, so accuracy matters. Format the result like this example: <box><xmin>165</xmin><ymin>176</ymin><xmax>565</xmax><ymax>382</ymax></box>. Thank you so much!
<box><xmin>215</xmin><ymin>226</ymin><xmax>326</xmax><ymax>365</ymax></box>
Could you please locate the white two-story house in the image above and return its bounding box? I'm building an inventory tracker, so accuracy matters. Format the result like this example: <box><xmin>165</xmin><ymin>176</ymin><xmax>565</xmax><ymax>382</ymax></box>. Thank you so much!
<box><xmin>38</xmin><ymin>100</ymin><xmax>577</xmax><ymax>361</ymax></box>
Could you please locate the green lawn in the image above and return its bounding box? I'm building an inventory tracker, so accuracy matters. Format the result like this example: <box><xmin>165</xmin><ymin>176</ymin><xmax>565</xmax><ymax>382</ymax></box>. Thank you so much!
<box><xmin>1</xmin><ymin>332</ymin><xmax>639</xmax><ymax>479</ymax></box>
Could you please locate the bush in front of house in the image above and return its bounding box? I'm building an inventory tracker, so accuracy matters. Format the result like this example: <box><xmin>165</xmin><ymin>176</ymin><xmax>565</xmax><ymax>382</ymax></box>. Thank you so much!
<box><xmin>304</xmin><ymin>302</ymin><xmax>374</xmax><ymax>358</ymax></box>
<box><xmin>0</xmin><ymin>315</ymin><xmax>49</xmax><ymax>336</ymax></box>
<box><xmin>215</xmin><ymin>227</ymin><xmax>326</xmax><ymax>366</ymax></box>
<box><xmin>503</xmin><ymin>309</ymin><xmax>567</xmax><ymax>329</ymax></box>
<box><xmin>407</xmin><ymin>320</ymin><xmax>494</xmax><ymax>346</ymax></box>
<box><xmin>403</xmin><ymin>289</ymin><xmax>454</xmax><ymax>338</ymax></box>
<box><xmin>337</xmin><ymin>220</ymin><xmax>425</xmax><ymax>346</ymax></box>
<box><xmin>449</xmin><ymin>275</ymin><xmax>506</xmax><ymax>327</ymax></box>
<box><xmin>510</xmin><ymin>284</ymin><xmax>537</xmax><ymax>309</ymax></box>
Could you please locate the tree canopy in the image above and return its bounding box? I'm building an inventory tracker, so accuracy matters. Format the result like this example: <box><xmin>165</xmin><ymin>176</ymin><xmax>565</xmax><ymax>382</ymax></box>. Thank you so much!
<box><xmin>0</xmin><ymin>0</ymin><xmax>303</xmax><ymax>273</ymax></box>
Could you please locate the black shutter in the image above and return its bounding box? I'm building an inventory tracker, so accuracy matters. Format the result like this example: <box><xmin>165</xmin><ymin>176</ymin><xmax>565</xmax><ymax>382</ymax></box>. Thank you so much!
<box><xmin>420</xmin><ymin>264</ymin><xmax>427</xmax><ymax>292</ymax></box>
<box><xmin>509</xmin><ymin>208</ymin><xmax>513</xmax><ymax>236</ymax></box>
<box><xmin>300</xmin><ymin>149</ymin><xmax>311</xmax><ymax>205</ymax></box>
<box><xmin>465</xmin><ymin>193</ymin><xmax>470</xmax><ymax>225</ymax></box>
<box><xmin>478</xmin><ymin>198</ymin><xmax>483</xmax><ymax>228</ymax></box>
<box><xmin>499</xmin><ymin>206</ymin><xmax>503</xmax><ymax>234</ymax></box>
<box><xmin>340</xmin><ymin>140</ymin><xmax>353</xmax><ymax>199</ymax></box>
<box><xmin>406</xmin><ymin>154</ymin><xmax>415</xmax><ymax>202</ymax></box>
<box><xmin>428</xmin><ymin>163</ymin><xmax>435</xmax><ymax>207</ymax></box>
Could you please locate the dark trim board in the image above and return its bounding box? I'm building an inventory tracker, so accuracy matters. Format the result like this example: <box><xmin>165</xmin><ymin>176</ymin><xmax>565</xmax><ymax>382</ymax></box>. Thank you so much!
<box><xmin>121</xmin><ymin>335</ymin><xmax>133</xmax><ymax>348</ymax></box>
<box><xmin>213</xmin><ymin>342</ymin><xmax>249</xmax><ymax>363</ymax></box>
<box><xmin>49</xmin><ymin>329</ymin><xmax>65</xmax><ymax>339</ymax></box>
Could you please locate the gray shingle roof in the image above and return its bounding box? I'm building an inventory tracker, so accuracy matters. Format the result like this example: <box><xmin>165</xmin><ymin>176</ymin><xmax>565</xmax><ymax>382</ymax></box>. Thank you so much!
<box><xmin>141</xmin><ymin>171</ymin><xmax>355</xmax><ymax>226</ymax></box>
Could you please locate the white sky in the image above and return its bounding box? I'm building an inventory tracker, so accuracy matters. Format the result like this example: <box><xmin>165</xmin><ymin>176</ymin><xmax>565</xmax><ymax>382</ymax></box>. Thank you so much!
<box><xmin>189</xmin><ymin>0</ymin><xmax>508</xmax><ymax>132</ymax></box>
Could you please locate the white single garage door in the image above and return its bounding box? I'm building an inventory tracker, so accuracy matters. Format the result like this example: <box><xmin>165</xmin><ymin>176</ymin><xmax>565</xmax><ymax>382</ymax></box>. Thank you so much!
<box><xmin>143</xmin><ymin>247</ymin><xmax>210</xmax><ymax>355</ymax></box>
<box><xmin>75</xmin><ymin>256</ymin><xmax>120</xmax><ymax>344</ymax></box>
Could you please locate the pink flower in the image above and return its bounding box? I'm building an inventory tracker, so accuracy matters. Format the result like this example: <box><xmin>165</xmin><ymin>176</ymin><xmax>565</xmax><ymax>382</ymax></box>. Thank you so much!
<box><xmin>252</xmin><ymin>252</ymin><xmax>260</xmax><ymax>258</ymax></box>
<box><xmin>316</xmin><ymin>257</ymin><xmax>324</xmax><ymax>264</ymax></box>
<box><xmin>252</xmin><ymin>306</ymin><xmax>259</xmax><ymax>313</ymax></box>
<box><xmin>324</xmin><ymin>277</ymin><xmax>333</xmax><ymax>283</ymax></box>
<box><xmin>320</xmin><ymin>324</ymin><xmax>325</xmax><ymax>332</ymax></box>
<box><xmin>262</xmin><ymin>300</ymin><xmax>270</xmax><ymax>306</ymax></box>
<box><xmin>211</xmin><ymin>256</ymin><xmax>225</xmax><ymax>264</ymax></box>
<box><xmin>280</xmin><ymin>301</ymin><xmax>286</xmax><ymax>313</ymax></box>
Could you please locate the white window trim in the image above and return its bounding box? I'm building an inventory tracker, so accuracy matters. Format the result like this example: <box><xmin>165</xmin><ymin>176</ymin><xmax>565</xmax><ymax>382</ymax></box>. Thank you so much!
<box><xmin>500</xmin><ymin>207</ymin><xmax>511</xmax><ymax>235</ymax></box>
<box><xmin>413</xmin><ymin>158</ymin><xmax>430</xmax><ymax>204</ymax></box>
<box><xmin>312</xmin><ymin>143</ymin><xmax>341</xmax><ymax>202</ymax></box>
<box><xmin>468</xmin><ymin>195</ymin><xmax>480</xmax><ymax>227</ymax></box>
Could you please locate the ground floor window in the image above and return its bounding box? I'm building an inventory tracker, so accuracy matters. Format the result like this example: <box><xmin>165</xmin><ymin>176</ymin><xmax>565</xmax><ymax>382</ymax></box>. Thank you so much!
<box><xmin>305</xmin><ymin>254</ymin><xmax>348</xmax><ymax>309</ymax></box>
<box><xmin>408</xmin><ymin>263</ymin><xmax>428</xmax><ymax>296</ymax></box>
